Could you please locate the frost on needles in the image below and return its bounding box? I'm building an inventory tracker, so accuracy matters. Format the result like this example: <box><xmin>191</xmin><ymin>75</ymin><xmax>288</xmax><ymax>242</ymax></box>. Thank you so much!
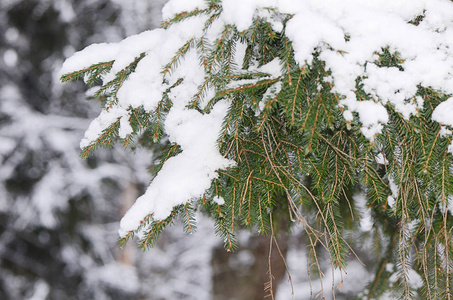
<box><xmin>61</xmin><ymin>0</ymin><xmax>453</xmax><ymax>298</ymax></box>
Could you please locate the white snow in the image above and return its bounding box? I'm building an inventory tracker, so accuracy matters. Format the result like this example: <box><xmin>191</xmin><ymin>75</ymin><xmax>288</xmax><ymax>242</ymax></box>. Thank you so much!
<box><xmin>226</xmin><ymin>58</ymin><xmax>283</xmax><ymax>91</ymax></box>
<box><xmin>259</xmin><ymin>81</ymin><xmax>282</xmax><ymax>114</ymax></box>
<box><xmin>162</xmin><ymin>0</ymin><xmax>208</xmax><ymax>20</ymax></box>
<box><xmin>54</xmin><ymin>0</ymin><xmax>76</xmax><ymax>23</ymax></box>
<box><xmin>86</xmin><ymin>263</ymin><xmax>140</xmax><ymax>294</ymax></box>
<box><xmin>407</xmin><ymin>269</ymin><xmax>423</xmax><ymax>289</ymax></box>
<box><xmin>432</xmin><ymin>97</ymin><xmax>453</xmax><ymax>127</ymax></box>
<box><xmin>385</xmin><ymin>263</ymin><xmax>394</xmax><ymax>273</ymax></box>
<box><xmin>80</xmin><ymin>107</ymin><xmax>129</xmax><ymax>148</ymax></box>
<box><xmin>210</xmin><ymin>0</ymin><xmax>453</xmax><ymax>140</ymax></box>
<box><xmin>254</xmin><ymin>58</ymin><xmax>282</xmax><ymax>78</ymax></box>
<box><xmin>60</xmin><ymin>42</ymin><xmax>119</xmax><ymax>77</ymax></box>
<box><xmin>375</xmin><ymin>153</ymin><xmax>388</xmax><ymax>165</ymax></box>
<box><xmin>3</xmin><ymin>49</ymin><xmax>18</xmax><ymax>67</ymax></box>
<box><xmin>212</xmin><ymin>195</ymin><xmax>225</xmax><ymax>205</ymax></box>
<box><xmin>354</xmin><ymin>100</ymin><xmax>389</xmax><ymax>140</ymax></box>
<box><xmin>439</xmin><ymin>126</ymin><xmax>452</xmax><ymax>137</ymax></box>
<box><xmin>222</xmin><ymin>0</ymin><xmax>261</xmax><ymax>32</ymax></box>
<box><xmin>119</xmin><ymin>100</ymin><xmax>235</xmax><ymax>235</ymax></box>
<box><xmin>63</xmin><ymin>15</ymin><xmax>209</xmax><ymax>151</ymax></box>
<box><xmin>60</xmin><ymin>0</ymin><xmax>453</xmax><ymax>237</ymax></box>
<box><xmin>354</xmin><ymin>192</ymin><xmax>373</xmax><ymax>232</ymax></box>
<box><xmin>28</xmin><ymin>280</ymin><xmax>50</xmax><ymax>300</ymax></box>
<box><xmin>432</xmin><ymin>97</ymin><xmax>453</xmax><ymax>154</ymax></box>
<box><xmin>389</xmin><ymin>266</ymin><xmax>423</xmax><ymax>289</ymax></box>
<box><xmin>0</xmin><ymin>136</ymin><xmax>15</xmax><ymax>156</ymax></box>
<box><xmin>119</xmin><ymin>115</ymin><xmax>133</xmax><ymax>138</ymax></box>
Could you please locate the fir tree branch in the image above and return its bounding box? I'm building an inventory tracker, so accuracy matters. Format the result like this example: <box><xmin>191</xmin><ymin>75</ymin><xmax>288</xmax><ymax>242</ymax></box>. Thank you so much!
<box><xmin>60</xmin><ymin>60</ymin><xmax>114</xmax><ymax>83</ymax></box>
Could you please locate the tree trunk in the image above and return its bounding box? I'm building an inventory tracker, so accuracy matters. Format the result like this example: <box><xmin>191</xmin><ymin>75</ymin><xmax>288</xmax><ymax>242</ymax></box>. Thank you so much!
<box><xmin>212</xmin><ymin>229</ymin><xmax>289</xmax><ymax>300</ymax></box>
<box><xmin>118</xmin><ymin>181</ymin><xmax>138</xmax><ymax>265</ymax></box>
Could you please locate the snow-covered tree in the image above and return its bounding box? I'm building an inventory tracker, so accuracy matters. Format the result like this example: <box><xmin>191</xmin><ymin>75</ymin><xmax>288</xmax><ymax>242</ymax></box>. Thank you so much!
<box><xmin>0</xmin><ymin>1</ymin><xmax>172</xmax><ymax>299</ymax></box>
<box><xmin>62</xmin><ymin>0</ymin><xmax>453</xmax><ymax>298</ymax></box>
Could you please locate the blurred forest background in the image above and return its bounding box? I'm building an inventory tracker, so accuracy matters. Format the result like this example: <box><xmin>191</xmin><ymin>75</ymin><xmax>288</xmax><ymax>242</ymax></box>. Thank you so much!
<box><xmin>0</xmin><ymin>1</ymin><xmax>371</xmax><ymax>299</ymax></box>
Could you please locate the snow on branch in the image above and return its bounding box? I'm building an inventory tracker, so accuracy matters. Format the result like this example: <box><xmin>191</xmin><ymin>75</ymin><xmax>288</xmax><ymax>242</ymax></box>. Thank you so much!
<box><xmin>61</xmin><ymin>0</ymin><xmax>453</xmax><ymax>238</ymax></box>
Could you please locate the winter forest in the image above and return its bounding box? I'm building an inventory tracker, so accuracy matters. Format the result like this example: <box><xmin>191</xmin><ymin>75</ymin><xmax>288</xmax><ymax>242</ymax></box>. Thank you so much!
<box><xmin>2</xmin><ymin>0</ymin><xmax>453</xmax><ymax>299</ymax></box>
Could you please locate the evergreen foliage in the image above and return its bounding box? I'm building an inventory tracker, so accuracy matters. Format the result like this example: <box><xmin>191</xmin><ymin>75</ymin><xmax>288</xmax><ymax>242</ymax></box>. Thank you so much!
<box><xmin>62</xmin><ymin>1</ymin><xmax>453</xmax><ymax>298</ymax></box>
